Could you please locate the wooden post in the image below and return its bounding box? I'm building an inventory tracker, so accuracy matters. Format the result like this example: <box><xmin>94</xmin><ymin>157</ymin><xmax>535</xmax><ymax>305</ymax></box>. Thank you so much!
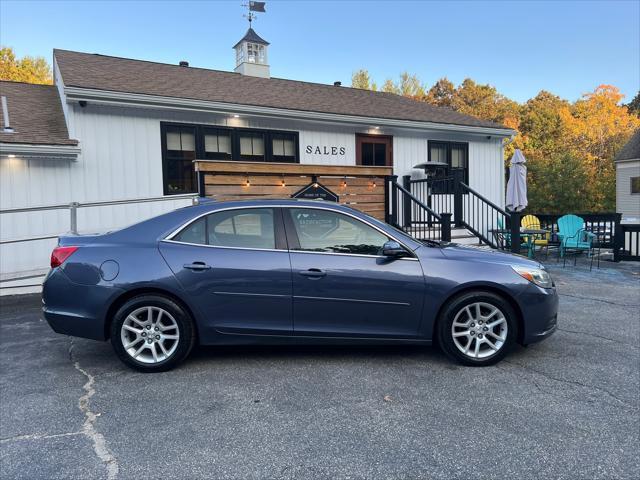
<box><xmin>510</xmin><ymin>211</ymin><xmax>521</xmax><ymax>254</ymax></box>
<box><xmin>440</xmin><ymin>213</ymin><xmax>452</xmax><ymax>242</ymax></box>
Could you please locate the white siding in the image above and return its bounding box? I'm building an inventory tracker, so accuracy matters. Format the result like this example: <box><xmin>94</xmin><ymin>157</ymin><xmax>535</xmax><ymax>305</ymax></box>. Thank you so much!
<box><xmin>616</xmin><ymin>160</ymin><xmax>640</xmax><ymax>223</ymax></box>
<box><xmin>1</xmin><ymin>102</ymin><xmax>506</xmax><ymax>285</ymax></box>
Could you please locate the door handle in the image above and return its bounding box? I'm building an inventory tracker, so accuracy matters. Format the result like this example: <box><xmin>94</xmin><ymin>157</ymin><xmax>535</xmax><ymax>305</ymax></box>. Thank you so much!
<box><xmin>183</xmin><ymin>262</ymin><xmax>211</xmax><ymax>271</ymax></box>
<box><xmin>299</xmin><ymin>268</ymin><xmax>326</xmax><ymax>278</ymax></box>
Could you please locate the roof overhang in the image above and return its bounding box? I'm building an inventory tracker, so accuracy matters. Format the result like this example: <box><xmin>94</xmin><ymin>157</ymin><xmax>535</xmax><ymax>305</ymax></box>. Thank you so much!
<box><xmin>64</xmin><ymin>86</ymin><xmax>516</xmax><ymax>138</ymax></box>
<box><xmin>0</xmin><ymin>142</ymin><xmax>81</xmax><ymax>160</ymax></box>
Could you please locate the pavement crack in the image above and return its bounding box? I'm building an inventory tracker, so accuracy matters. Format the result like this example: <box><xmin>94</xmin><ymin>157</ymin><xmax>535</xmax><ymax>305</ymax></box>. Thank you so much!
<box><xmin>503</xmin><ymin>360</ymin><xmax>638</xmax><ymax>410</ymax></box>
<box><xmin>69</xmin><ymin>339</ymin><xmax>119</xmax><ymax>480</ymax></box>
<box><xmin>0</xmin><ymin>431</ymin><xmax>83</xmax><ymax>444</ymax></box>
<box><xmin>557</xmin><ymin>327</ymin><xmax>635</xmax><ymax>345</ymax></box>
<box><xmin>557</xmin><ymin>292</ymin><xmax>640</xmax><ymax>308</ymax></box>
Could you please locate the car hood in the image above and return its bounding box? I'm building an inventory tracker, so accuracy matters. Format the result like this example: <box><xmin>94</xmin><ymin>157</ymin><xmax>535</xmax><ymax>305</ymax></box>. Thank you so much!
<box><xmin>438</xmin><ymin>243</ymin><xmax>542</xmax><ymax>268</ymax></box>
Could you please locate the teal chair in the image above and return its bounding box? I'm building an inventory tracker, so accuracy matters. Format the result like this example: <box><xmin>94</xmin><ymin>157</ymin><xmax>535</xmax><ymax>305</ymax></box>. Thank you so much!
<box><xmin>557</xmin><ymin>214</ymin><xmax>595</xmax><ymax>267</ymax></box>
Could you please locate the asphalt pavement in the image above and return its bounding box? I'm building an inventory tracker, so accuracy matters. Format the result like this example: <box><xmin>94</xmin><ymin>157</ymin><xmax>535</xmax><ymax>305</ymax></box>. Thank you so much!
<box><xmin>1</xmin><ymin>260</ymin><xmax>639</xmax><ymax>479</ymax></box>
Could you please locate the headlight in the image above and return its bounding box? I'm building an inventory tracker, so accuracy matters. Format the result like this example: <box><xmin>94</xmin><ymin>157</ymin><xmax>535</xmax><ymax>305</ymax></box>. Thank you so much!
<box><xmin>512</xmin><ymin>265</ymin><xmax>553</xmax><ymax>289</ymax></box>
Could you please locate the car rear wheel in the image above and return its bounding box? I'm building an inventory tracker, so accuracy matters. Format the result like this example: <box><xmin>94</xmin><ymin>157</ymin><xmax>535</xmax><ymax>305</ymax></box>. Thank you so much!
<box><xmin>110</xmin><ymin>295</ymin><xmax>195</xmax><ymax>372</ymax></box>
<box><xmin>437</xmin><ymin>291</ymin><xmax>517</xmax><ymax>366</ymax></box>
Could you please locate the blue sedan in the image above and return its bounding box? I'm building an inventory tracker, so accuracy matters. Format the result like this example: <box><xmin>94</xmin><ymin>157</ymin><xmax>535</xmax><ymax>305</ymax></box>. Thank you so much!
<box><xmin>42</xmin><ymin>199</ymin><xmax>558</xmax><ymax>372</ymax></box>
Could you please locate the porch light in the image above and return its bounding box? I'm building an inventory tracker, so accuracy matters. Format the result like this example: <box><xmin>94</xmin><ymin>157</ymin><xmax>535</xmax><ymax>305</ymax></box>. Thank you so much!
<box><xmin>7</xmin><ymin>154</ymin><xmax>15</xmax><ymax>158</ymax></box>
<box><xmin>233</xmin><ymin>114</ymin><xmax>240</xmax><ymax>118</ymax></box>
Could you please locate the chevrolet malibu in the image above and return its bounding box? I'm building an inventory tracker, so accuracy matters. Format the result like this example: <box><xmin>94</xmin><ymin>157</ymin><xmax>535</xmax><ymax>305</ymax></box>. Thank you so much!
<box><xmin>42</xmin><ymin>199</ymin><xmax>558</xmax><ymax>372</ymax></box>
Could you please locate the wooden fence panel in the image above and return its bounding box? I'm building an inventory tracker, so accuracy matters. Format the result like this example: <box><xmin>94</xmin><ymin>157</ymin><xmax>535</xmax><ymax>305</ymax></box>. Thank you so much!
<box><xmin>195</xmin><ymin>160</ymin><xmax>392</xmax><ymax>220</ymax></box>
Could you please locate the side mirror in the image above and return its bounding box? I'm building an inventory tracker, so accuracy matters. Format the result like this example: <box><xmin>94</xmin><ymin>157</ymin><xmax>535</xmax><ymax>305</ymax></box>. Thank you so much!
<box><xmin>382</xmin><ymin>240</ymin><xmax>408</xmax><ymax>258</ymax></box>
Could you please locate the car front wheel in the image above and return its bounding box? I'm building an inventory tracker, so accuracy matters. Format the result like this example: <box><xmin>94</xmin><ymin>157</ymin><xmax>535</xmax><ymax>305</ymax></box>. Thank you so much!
<box><xmin>110</xmin><ymin>295</ymin><xmax>195</xmax><ymax>372</ymax></box>
<box><xmin>437</xmin><ymin>291</ymin><xmax>517</xmax><ymax>366</ymax></box>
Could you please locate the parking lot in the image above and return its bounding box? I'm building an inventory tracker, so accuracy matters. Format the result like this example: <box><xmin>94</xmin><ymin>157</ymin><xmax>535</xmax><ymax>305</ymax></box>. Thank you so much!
<box><xmin>1</xmin><ymin>261</ymin><xmax>638</xmax><ymax>480</ymax></box>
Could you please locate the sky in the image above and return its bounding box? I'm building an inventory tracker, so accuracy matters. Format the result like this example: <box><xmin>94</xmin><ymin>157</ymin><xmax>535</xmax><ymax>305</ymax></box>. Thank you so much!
<box><xmin>1</xmin><ymin>0</ymin><xmax>638</xmax><ymax>103</ymax></box>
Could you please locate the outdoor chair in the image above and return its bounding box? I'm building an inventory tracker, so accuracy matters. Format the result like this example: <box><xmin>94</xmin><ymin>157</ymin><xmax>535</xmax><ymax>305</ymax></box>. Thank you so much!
<box><xmin>495</xmin><ymin>217</ymin><xmax>511</xmax><ymax>250</ymax></box>
<box><xmin>556</xmin><ymin>214</ymin><xmax>596</xmax><ymax>267</ymax></box>
<box><xmin>521</xmin><ymin>214</ymin><xmax>550</xmax><ymax>258</ymax></box>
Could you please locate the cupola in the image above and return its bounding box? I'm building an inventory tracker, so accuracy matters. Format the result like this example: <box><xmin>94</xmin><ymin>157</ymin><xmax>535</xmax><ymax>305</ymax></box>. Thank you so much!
<box><xmin>233</xmin><ymin>28</ymin><xmax>270</xmax><ymax>78</ymax></box>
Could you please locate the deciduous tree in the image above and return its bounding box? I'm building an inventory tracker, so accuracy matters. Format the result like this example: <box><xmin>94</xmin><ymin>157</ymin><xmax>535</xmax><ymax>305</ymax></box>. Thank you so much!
<box><xmin>0</xmin><ymin>46</ymin><xmax>52</xmax><ymax>84</ymax></box>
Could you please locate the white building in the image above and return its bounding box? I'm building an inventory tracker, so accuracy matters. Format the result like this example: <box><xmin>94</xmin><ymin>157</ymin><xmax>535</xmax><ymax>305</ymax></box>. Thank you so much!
<box><xmin>615</xmin><ymin>129</ymin><xmax>640</xmax><ymax>223</ymax></box>
<box><xmin>0</xmin><ymin>27</ymin><xmax>513</xmax><ymax>294</ymax></box>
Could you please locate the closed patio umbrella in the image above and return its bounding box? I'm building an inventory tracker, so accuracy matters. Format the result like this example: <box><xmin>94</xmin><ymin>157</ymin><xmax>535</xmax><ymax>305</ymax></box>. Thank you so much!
<box><xmin>506</xmin><ymin>149</ymin><xmax>528</xmax><ymax>212</ymax></box>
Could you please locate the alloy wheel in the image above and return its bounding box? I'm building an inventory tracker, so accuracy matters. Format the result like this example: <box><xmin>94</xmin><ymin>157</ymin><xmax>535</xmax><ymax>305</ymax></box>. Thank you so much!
<box><xmin>451</xmin><ymin>302</ymin><xmax>508</xmax><ymax>359</ymax></box>
<box><xmin>120</xmin><ymin>306</ymin><xmax>180</xmax><ymax>364</ymax></box>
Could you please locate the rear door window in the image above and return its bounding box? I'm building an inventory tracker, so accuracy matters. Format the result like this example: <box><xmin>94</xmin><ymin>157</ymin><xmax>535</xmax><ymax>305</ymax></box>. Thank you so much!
<box><xmin>172</xmin><ymin>208</ymin><xmax>276</xmax><ymax>249</ymax></box>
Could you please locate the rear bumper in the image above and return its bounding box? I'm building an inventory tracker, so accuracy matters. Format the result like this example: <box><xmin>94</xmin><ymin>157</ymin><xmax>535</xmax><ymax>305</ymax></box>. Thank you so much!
<box><xmin>518</xmin><ymin>284</ymin><xmax>559</xmax><ymax>345</ymax></box>
<box><xmin>42</xmin><ymin>269</ymin><xmax>123</xmax><ymax>341</ymax></box>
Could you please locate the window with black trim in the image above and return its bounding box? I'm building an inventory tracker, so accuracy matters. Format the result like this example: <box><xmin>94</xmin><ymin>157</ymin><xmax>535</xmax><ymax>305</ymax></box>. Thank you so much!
<box><xmin>163</xmin><ymin>125</ymin><xmax>197</xmax><ymax>194</ymax></box>
<box><xmin>203</xmin><ymin>128</ymin><xmax>232</xmax><ymax>160</ymax></box>
<box><xmin>161</xmin><ymin>123</ymin><xmax>300</xmax><ymax>195</ymax></box>
<box><xmin>238</xmin><ymin>131</ymin><xmax>266</xmax><ymax>161</ymax></box>
<box><xmin>631</xmin><ymin>176</ymin><xmax>640</xmax><ymax>194</ymax></box>
<box><xmin>428</xmin><ymin>141</ymin><xmax>469</xmax><ymax>191</ymax></box>
<box><xmin>271</xmin><ymin>132</ymin><xmax>297</xmax><ymax>162</ymax></box>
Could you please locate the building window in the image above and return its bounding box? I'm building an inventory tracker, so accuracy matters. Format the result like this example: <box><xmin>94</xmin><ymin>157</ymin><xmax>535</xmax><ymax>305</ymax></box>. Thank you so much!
<box><xmin>203</xmin><ymin>128</ymin><xmax>232</xmax><ymax>160</ymax></box>
<box><xmin>356</xmin><ymin>134</ymin><xmax>393</xmax><ymax>166</ymax></box>
<box><xmin>163</xmin><ymin>125</ymin><xmax>197</xmax><ymax>194</ymax></box>
<box><xmin>161</xmin><ymin>123</ymin><xmax>300</xmax><ymax>195</ymax></box>
<box><xmin>239</xmin><ymin>131</ymin><xmax>266</xmax><ymax>161</ymax></box>
<box><xmin>632</xmin><ymin>176</ymin><xmax>640</xmax><ymax>194</ymax></box>
<box><xmin>271</xmin><ymin>133</ymin><xmax>297</xmax><ymax>163</ymax></box>
<box><xmin>428</xmin><ymin>141</ymin><xmax>469</xmax><ymax>184</ymax></box>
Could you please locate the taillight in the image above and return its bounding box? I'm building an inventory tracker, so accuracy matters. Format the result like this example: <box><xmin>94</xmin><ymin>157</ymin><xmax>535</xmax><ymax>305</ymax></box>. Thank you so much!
<box><xmin>51</xmin><ymin>246</ymin><xmax>79</xmax><ymax>268</ymax></box>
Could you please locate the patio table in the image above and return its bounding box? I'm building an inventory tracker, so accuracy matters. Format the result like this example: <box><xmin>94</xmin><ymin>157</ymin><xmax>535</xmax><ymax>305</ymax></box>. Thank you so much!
<box><xmin>521</xmin><ymin>228</ymin><xmax>549</xmax><ymax>259</ymax></box>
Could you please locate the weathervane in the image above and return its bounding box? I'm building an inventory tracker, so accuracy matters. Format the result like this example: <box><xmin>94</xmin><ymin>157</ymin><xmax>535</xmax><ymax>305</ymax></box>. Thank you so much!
<box><xmin>242</xmin><ymin>1</ymin><xmax>266</xmax><ymax>26</ymax></box>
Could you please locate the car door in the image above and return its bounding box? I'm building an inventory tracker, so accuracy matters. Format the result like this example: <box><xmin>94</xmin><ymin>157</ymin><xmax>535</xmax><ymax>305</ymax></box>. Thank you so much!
<box><xmin>284</xmin><ymin>207</ymin><xmax>425</xmax><ymax>338</ymax></box>
<box><xmin>159</xmin><ymin>207</ymin><xmax>292</xmax><ymax>336</ymax></box>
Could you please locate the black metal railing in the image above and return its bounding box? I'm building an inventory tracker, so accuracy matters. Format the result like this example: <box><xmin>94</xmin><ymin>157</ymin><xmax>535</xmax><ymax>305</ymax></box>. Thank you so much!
<box><xmin>614</xmin><ymin>223</ymin><xmax>640</xmax><ymax>261</ymax></box>
<box><xmin>386</xmin><ymin>176</ymin><xmax>450</xmax><ymax>242</ymax></box>
<box><xmin>405</xmin><ymin>175</ymin><xmax>456</xmax><ymax>221</ymax></box>
<box><xmin>386</xmin><ymin>175</ymin><xmax>637</xmax><ymax>261</ymax></box>
<box><xmin>459</xmin><ymin>182</ymin><xmax>514</xmax><ymax>250</ymax></box>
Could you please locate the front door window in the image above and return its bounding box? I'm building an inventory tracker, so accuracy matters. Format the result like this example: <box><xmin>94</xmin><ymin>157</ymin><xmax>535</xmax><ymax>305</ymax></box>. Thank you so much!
<box><xmin>287</xmin><ymin>208</ymin><xmax>388</xmax><ymax>256</ymax></box>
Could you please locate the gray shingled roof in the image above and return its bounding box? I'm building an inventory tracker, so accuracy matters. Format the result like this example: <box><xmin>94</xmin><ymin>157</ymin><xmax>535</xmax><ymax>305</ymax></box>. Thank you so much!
<box><xmin>233</xmin><ymin>27</ymin><xmax>270</xmax><ymax>48</ymax></box>
<box><xmin>54</xmin><ymin>49</ymin><xmax>507</xmax><ymax>131</ymax></box>
<box><xmin>0</xmin><ymin>81</ymin><xmax>78</xmax><ymax>146</ymax></box>
<box><xmin>616</xmin><ymin>130</ymin><xmax>640</xmax><ymax>161</ymax></box>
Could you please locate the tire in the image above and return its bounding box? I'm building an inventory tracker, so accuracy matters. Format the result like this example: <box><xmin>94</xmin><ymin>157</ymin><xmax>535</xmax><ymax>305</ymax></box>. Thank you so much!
<box><xmin>437</xmin><ymin>291</ymin><xmax>518</xmax><ymax>367</ymax></box>
<box><xmin>110</xmin><ymin>295</ymin><xmax>196</xmax><ymax>372</ymax></box>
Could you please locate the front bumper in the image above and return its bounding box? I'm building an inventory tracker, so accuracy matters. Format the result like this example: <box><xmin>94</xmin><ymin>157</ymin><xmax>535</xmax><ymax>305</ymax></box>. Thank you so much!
<box><xmin>518</xmin><ymin>283</ymin><xmax>559</xmax><ymax>345</ymax></box>
<box><xmin>42</xmin><ymin>268</ymin><xmax>123</xmax><ymax>341</ymax></box>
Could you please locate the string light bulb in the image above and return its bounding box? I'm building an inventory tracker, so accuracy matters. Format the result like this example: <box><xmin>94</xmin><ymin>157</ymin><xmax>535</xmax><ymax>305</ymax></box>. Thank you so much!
<box><xmin>281</xmin><ymin>175</ymin><xmax>286</xmax><ymax>187</ymax></box>
<box><xmin>342</xmin><ymin>176</ymin><xmax>347</xmax><ymax>188</ymax></box>
<box><xmin>245</xmin><ymin>175</ymin><xmax>250</xmax><ymax>187</ymax></box>
<box><xmin>371</xmin><ymin>177</ymin><xmax>377</xmax><ymax>188</ymax></box>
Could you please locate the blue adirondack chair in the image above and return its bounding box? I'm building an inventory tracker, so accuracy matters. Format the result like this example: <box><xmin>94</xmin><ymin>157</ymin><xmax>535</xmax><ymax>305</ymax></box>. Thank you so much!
<box><xmin>557</xmin><ymin>214</ymin><xmax>595</xmax><ymax>266</ymax></box>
